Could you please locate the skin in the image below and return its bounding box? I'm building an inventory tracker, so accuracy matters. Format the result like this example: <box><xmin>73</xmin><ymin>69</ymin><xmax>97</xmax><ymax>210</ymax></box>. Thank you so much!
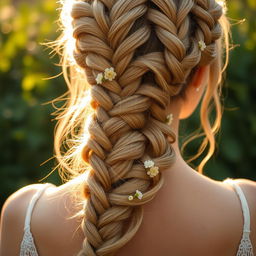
<box><xmin>1</xmin><ymin>66</ymin><xmax>256</xmax><ymax>256</ymax></box>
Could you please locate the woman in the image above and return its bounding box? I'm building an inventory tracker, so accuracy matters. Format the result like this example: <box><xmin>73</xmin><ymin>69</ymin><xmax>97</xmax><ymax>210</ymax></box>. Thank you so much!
<box><xmin>1</xmin><ymin>0</ymin><xmax>256</xmax><ymax>255</ymax></box>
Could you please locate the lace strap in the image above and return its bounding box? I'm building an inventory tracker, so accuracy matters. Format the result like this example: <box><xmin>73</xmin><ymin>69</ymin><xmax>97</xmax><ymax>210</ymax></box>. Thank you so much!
<box><xmin>20</xmin><ymin>226</ymin><xmax>39</xmax><ymax>256</ymax></box>
<box><xmin>223</xmin><ymin>178</ymin><xmax>254</xmax><ymax>256</ymax></box>
<box><xmin>236</xmin><ymin>236</ymin><xmax>254</xmax><ymax>256</ymax></box>
<box><xmin>20</xmin><ymin>184</ymin><xmax>53</xmax><ymax>256</ymax></box>
<box><xmin>24</xmin><ymin>183</ymin><xmax>53</xmax><ymax>230</ymax></box>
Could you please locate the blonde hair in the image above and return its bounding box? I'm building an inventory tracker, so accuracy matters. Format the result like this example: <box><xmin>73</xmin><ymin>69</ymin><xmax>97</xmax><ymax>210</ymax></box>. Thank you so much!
<box><xmin>49</xmin><ymin>0</ymin><xmax>231</xmax><ymax>255</ymax></box>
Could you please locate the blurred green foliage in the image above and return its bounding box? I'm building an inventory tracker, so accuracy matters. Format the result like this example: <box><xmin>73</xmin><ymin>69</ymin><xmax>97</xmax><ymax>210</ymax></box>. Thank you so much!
<box><xmin>182</xmin><ymin>1</ymin><xmax>256</xmax><ymax>180</ymax></box>
<box><xmin>0</xmin><ymin>0</ymin><xmax>65</xmax><ymax>206</ymax></box>
<box><xmin>203</xmin><ymin>0</ymin><xmax>256</xmax><ymax>180</ymax></box>
<box><xmin>0</xmin><ymin>0</ymin><xmax>255</xmax><ymax>207</ymax></box>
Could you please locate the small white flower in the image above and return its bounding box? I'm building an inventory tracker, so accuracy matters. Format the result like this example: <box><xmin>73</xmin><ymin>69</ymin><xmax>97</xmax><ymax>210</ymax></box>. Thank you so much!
<box><xmin>198</xmin><ymin>40</ymin><xmax>206</xmax><ymax>51</ymax></box>
<box><xmin>147</xmin><ymin>166</ymin><xmax>159</xmax><ymax>178</ymax></box>
<box><xmin>128</xmin><ymin>195</ymin><xmax>134</xmax><ymax>201</ymax></box>
<box><xmin>135</xmin><ymin>190</ymin><xmax>143</xmax><ymax>200</ymax></box>
<box><xmin>166</xmin><ymin>113</ymin><xmax>173</xmax><ymax>125</ymax></box>
<box><xmin>96</xmin><ymin>72</ymin><xmax>104</xmax><ymax>84</ymax></box>
<box><xmin>144</xmin><ymin>160</ymin><xmax>154</xmax><ymax>169</ymax></box>
<box><xmin>104</xmin><ymin>67</ymin><xmax>117</xmax><ymax>81</ymax></box>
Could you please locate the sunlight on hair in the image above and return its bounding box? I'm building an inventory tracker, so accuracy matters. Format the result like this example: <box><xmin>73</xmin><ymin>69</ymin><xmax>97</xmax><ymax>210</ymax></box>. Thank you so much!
<box><xmin>62</xmin><ymin>92</ymin><xmax>93</xmax><ymax>162</ymax></box>
<box><xmin>58</xmin><ymin>0</ymin><xmax>76</xmax><ymax>65</ymax></box>
<box><xmin>216</xmin><ymin>0</ymin><xmax>227</xmax><ymax>15</ymax></box>
<box><xmin>66</xmin><ymin>90</ymin><xmax>92</xmax><ymax>122</ymax></box>
<box><xmin>75</xmin><ymin>113</ymin><xmax>94</xmax><ymax>159</ymax></box>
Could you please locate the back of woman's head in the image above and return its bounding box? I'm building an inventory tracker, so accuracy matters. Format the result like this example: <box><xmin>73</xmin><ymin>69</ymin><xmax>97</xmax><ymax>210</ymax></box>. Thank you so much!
<box><xmin>52</xmin><ymin>0</ymin><xmax>230</xmax><ymax>255</ymax></box>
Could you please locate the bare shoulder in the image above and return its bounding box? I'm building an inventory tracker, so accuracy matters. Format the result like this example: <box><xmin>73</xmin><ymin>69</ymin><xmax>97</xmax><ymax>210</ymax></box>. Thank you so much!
<box><xmin>235</xmin><ymin>178</ymin><xmax>256</xmax><ymax>186</ymax></box>
<box><xmin>35</xmin><ymin>183</ymin><xmax>84</xmax><ymax>256</ymax></box>
<box><xmin>234</xmin><ymin>177</ymin><xmax>256</xmax><ymax>205</ymax></box>
<box><xmin>0</xmin><ymin>183</ymin><xmax>48</xmax><ymax>256</ymax></box>
<box><xmin>2</xmin><ymin>183</ymin><xmax>48</xmax><ymax>209</ymax></box>
<box><xmin>234</xmin><ymin>178</ymin><xmax>256</xmax><ymax>206</ymax></box>
<box><xmin>0</xmin><ymin>182</ymin><xmax>84</xmax><ymax>256</ymax></box>
<box><xmin>0</xmin><ymin>183</ymin><xmax>48</xmax><ymax>230</ymax></box>
<box><xmin>227</xmin><ymin>178</ymin><xmax>256</xmax><ymax>215</ymax></box>
<box><xmin>1</xmin><ymin>183</ymin><xmax>55</xmax><ymax>222</ymax></box>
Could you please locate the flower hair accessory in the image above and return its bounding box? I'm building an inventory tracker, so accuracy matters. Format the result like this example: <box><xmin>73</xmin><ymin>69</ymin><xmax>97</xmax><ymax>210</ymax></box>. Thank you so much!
<box><xmin>166</xmin><ymin>113</ymin><xmax>173</xmax><ymax>125</ymax></box>
<box><xmin>104</xmin><ymin>67</ymin><xmax>117</xmax><ymax>81</ymax></box>
<box><xmin>144</xmin><ymin>159</ymin><xmax>159</xmax><ymax>178</ymax></box>
<box><xmin>96</xmin><ymin>73</ymin><xmax>104</xmax><ymax>84</ymax></box>
<box><xmin>128</xmin><ymin>195</ymin><xmax>134</xmax><ymax>201</ymax></box>
<box><xmin>95</xmin><ymin>66</ymin><xmax>117</xmax><ymax>84</ymax></box>
<box><xmin>144</xmin><ymin>160</ymin><xmax>154</xmax><ymax>169</ymax></box>
<box><xmin>198</xmin><ymin>40</ymin><xmax>206</xmax><ymax>51</ymax></box>
<box><xmin>128</xmin><ymin>190</ymin><xmax>143</xmax><ymax>200</ymax></box>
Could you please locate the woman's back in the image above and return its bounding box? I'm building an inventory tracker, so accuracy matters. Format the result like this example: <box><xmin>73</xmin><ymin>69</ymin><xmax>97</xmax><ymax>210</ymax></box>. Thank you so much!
<box><xmin>19</xmin><ymin>164</ymin><xmax>256</xmax><ymax>256</ymax></box>
<box><xmin>1</xmin><ymin>1</ymin><xmax>255</xmax><ymax>255</ymax></box>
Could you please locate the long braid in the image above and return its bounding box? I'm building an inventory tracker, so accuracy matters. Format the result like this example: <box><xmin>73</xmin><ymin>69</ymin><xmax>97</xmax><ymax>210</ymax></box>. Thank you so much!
<box><xmin>70</xmin><ymin>0</ymin><xmax>224</xmax><ymax>255</ymax></box>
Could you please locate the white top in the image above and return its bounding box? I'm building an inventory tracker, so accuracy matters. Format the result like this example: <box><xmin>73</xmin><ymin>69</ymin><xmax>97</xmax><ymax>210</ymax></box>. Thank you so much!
<box><xmin>223</xmin><ymin>178</ymin><xmax>254</xmax><ymax>256</ymax></box>
<box><xmin>20</xmin><ymin>183</ymin><xmax>53</xmax><ymax>256</ymax></box>
<box><xmin>19</xmin><ymin>179</ymin><xmax>254</xmax><ymax>256</ymax></box>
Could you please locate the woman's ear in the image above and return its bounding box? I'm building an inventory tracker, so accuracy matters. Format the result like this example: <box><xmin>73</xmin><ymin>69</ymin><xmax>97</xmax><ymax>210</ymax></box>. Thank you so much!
<box><xmin>179</xmin><ymin>65</ymin><xmax>210</xmax><ymax>119</ymax></box>
<box><xmin>191</xmin><ymin>66</ymin><xmax>207</xmax><ymax>91</ymax></box>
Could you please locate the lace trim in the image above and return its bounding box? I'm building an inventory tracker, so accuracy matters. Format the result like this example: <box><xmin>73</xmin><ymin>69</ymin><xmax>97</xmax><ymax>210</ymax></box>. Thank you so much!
<box><xmin>20</xmin><ymin>226</ymin><xmax>39</xmax><ymax>256</ymax></box>
<box><xmin>20</xmin><ymin>184</ymin><xmax>53</xmax><ymax>256</ymax></box>
<box><xmin>236</xmin><ymin>232</ymin><xmax>254</xmax><ymax>256</ymax></box>
<box><xmin>224</xmin><ymin>179</ymin><xmax>254</xmax><ymax>256</ymax></box>
<box><xmin>20</xmin><ymin>224</ymin><xmax>39</xmax><ymax>256</ymax></box>
<box><xmin>237</xmin><ymin>239</ymin><xmax>254</xmax><ymax>256</ymax></box>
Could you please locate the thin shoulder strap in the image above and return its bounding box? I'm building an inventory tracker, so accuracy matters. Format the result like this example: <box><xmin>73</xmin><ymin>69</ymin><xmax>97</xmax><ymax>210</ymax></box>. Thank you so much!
<box><xmin>223</xmin><ymin>178</ymin><xmax>251</xmax><ymax>235</ymax></box>
<box><xmin>24</xmin><ymin>183</ymin><xmax>53</xmax><ymax>230</ymax></box>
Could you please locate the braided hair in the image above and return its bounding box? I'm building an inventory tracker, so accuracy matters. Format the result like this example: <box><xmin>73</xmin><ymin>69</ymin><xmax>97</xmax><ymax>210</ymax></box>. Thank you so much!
<box><xmin>52</xmin><ymin>0</ymin><xmax>230</xmax><ymax>255</ymax></box>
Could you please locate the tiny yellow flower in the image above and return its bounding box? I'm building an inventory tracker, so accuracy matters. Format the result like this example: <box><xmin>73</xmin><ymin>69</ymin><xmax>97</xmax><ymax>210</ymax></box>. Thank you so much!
<box><xmin>166</xmin><ymin>113</ymin><xmax>173</xmax><ymax>125</ymax></box>
<box><xmin>134</xmin><ymin>190</ymin><xmax>143</xmax><ymax>200</ymax></box>
<box><xmin>147</xmin><ymin>166</ymin><xmax>159</xmax><ymax>178</ymax></box>
<box><xmin>96</xmin><ymin>72</ymin><xmax>104</xmax><ymax>84</ymax></box>
<box><xmin>198</xmin><ymin>40</ymin><xmax>206</xmax><ymax>51</ymax></box>
<box><xmin>128</xmin><ymin>195</ymin><xmax>134</xmax><ymax>201</ymax></box>
<box><xmin>104</xmin><ymin>67</ymin><xmax>117</xmax><ymax>81</ymax></box>
<box><xmin>144</xmin><ymin>160</ymin><xmax>154</xmax><ymax>169</ymax></box>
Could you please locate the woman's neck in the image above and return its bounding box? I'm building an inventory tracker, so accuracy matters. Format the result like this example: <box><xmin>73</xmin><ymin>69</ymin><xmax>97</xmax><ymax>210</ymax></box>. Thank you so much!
<box><xmin>163</xmin><ymin>101</ymin><xmax>204</xmax><ymax>181</ymax></box>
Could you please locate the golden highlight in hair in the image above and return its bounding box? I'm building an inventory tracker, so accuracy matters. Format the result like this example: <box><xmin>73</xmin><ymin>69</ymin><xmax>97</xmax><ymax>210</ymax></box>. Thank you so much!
<box><xmin>49</xmin><ymin>0</ymin><xmax>231</xmax><ymax>255</ymax></box>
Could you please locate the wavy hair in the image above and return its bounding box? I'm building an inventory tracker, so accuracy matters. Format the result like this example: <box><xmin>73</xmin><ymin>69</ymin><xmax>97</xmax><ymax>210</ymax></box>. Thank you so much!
<box><xmin>48</xmin><ymin>0</ymin><xmax>231</xmax><ymax>255</ymax></box>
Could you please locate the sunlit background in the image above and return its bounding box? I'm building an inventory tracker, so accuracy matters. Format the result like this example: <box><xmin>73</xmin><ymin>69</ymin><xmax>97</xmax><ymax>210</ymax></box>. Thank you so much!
<box><xmin>0</xmin><ymin>0</ymin><xmax>256</xmax><ymax>208</ymax></box>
